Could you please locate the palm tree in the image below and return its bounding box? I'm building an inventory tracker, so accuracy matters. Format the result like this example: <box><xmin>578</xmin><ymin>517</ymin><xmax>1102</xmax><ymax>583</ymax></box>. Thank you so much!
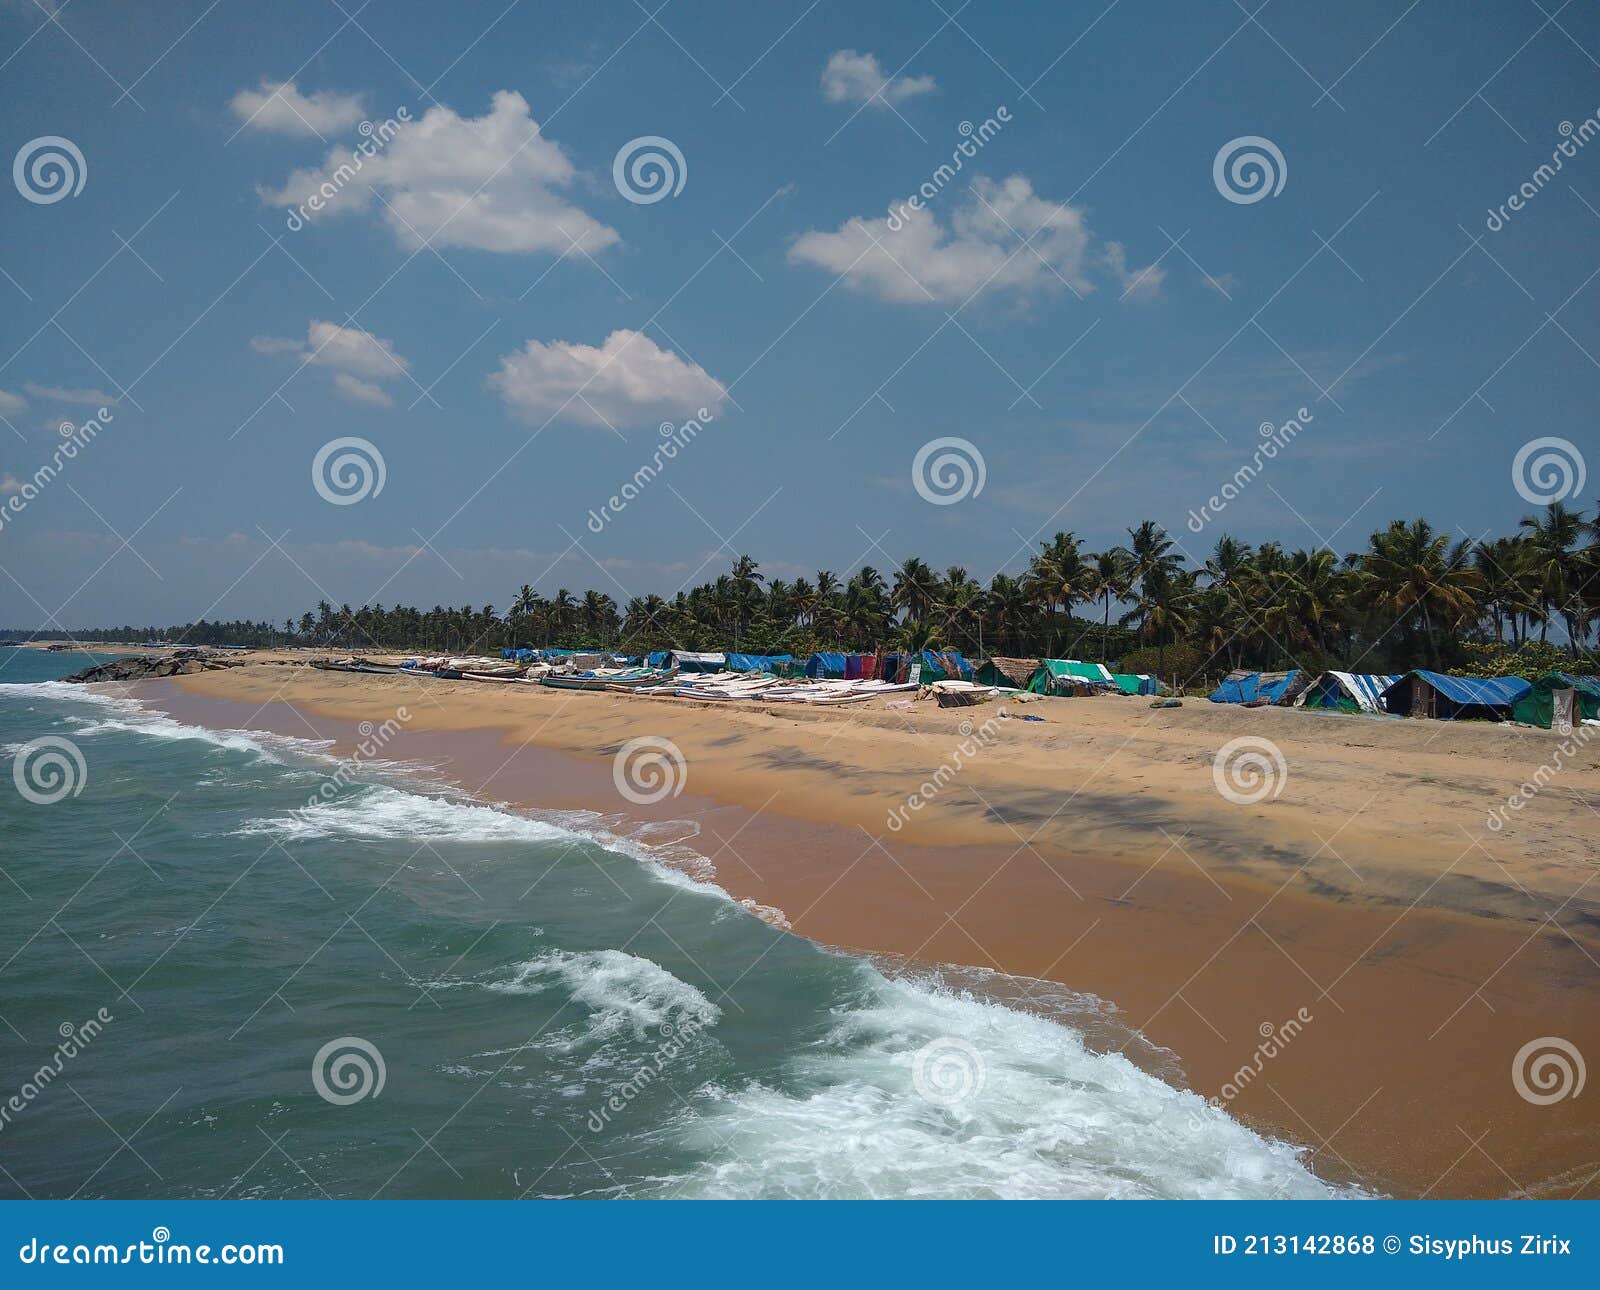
<box><xmin>891</xmin><ymin>557</ymin><xmax>942</xmax><ymax>625</ymax></box>
<box><xmin>1518</xmin><ymin>502</ymin><xmax>1589</xmax><ymax>649</ymax></box>
<box><xmin>1358</xmin><ymin>519</ymin><xmax>1483</xmax><ymax>667</ymax></box>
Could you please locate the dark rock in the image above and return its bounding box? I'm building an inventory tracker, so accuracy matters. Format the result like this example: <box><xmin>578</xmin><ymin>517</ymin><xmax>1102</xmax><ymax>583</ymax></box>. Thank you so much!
<box><xmin>62</xmin><ymin>651</ymin><xmax>247</xmax><ymax>683</ymax></box>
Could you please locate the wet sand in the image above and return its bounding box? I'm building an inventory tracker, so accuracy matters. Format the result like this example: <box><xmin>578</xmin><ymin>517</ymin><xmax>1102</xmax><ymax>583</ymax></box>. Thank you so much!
<box><xmin>132</xmin><ymin>659</ymin><xmax>1600</xmax><ymax>1198</ymax></box>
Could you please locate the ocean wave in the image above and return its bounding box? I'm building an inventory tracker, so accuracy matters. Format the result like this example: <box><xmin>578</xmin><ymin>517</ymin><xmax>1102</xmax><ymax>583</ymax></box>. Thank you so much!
<box><xmin>659</xmin><ymin>965</ymin><xmax>1360</xmax><ymax>1201</ymax></box>
<box><xmin>489</xmin><ymin>948</ymin><xmax>722</xmax><ymax>1040</ymax></box>
<box><xmin>232</xmin><ymin>783</ymin><xmax>579</xmax><ymax>843</ymax></box>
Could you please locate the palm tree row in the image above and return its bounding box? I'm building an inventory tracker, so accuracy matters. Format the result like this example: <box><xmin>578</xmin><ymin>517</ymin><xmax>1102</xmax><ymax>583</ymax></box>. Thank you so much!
<box><xmin>41</xmin><ymin>503</ymin><xmax>1600</xmax><ymax>682</ymax></box>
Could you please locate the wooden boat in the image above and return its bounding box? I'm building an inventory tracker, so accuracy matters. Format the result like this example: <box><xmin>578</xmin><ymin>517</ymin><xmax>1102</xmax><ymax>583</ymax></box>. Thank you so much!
<box><xmin>930</xmin><ymin>680</ymin><xmax>999</xmax><ymax>708</ymax></box>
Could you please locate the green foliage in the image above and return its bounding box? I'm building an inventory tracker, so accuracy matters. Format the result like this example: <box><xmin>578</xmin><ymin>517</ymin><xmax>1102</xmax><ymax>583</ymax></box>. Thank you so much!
<box><xmin>1456</xmin><ymin>640</ymin><xmax>1599</xmax><ymax>679</ymax></box>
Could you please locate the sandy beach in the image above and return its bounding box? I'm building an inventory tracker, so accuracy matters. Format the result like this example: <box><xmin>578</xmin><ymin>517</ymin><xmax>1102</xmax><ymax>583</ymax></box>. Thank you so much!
<box><xmin>96</xmin><ymin>650</ymin><xmax>1600</xmax><ymax>1198</ymax></box>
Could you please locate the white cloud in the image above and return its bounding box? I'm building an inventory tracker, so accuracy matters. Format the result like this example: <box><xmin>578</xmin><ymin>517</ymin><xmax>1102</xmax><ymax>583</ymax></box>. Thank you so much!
<box><xmin>332</xmin><ymin>372</ymin><xmax>394</xmax><ymax>407</ymax></box>
<box><xmin>1102</xmin><ymin>241</ymin><xmax>1165</xmax><ymax>301</ymax></box>
<box><xmin>489</xmin><ymin>330</ymin><xmax>727</xmax><ymax>429</ymax></box>
<box><xmin>252</xmin><ymin>320</ymin><xmax>410</xmax><ymax>380</ymax></box>
<box><xmin>789</xmin><ymin>175</ymin><xmax>1161</xmax><ymax>305</ymax></box>
<box><xmin>0</xmin><ymin>389</ymin><xmax>26</xmax><ymax>417</ymax></box>
<box><xmin>821</xmin><ymin>50</ymin><xmax>936</xmax><ymax>107</ymax></box>
<box><xmin>258</xmin><ymin>90</ymin><xmax>618</xmax><ymax>257</ymax></box>
<box><xmin>0</xmin><ymin>473</ymin><xmax>22</xmax><ymax>495</ymax></box>
<box><xmin>230</xmin><ymin>80</ymin><xmax>366</xmax><ymax>137</ymax></box>
<box><xmin>22</xmin><ymin>381</ymin><xmax>116</xmax><ymax>405</ymax></box>
<box><xmin>252</xmin><ymin>320</ymin><xmax>410</xmax><ymax>405</ymax></box>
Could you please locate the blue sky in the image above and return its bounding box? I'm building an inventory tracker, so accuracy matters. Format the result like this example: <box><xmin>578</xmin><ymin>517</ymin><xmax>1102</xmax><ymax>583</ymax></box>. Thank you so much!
<box><xmin>1</xmin><ymin>0</ymin><xmax>1597</xmax><ymax>628</ymax></box>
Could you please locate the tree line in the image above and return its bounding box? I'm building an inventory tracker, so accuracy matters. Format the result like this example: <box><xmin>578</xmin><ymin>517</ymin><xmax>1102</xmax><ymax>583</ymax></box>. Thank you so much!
<box><xmin>15</xmin><ymin>503</ymin><xmax>1600</xmax><ymax>684</ymax></box>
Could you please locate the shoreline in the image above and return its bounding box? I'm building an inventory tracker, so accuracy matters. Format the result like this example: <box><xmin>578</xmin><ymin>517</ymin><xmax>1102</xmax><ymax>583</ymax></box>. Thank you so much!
<box><xmin>112</xmin><ymin>659</ymin><xmax>1600</xmax><ymax>1196</ymax></box>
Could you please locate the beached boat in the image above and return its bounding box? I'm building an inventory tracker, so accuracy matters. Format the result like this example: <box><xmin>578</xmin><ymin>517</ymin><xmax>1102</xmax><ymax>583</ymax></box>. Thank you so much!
<box><xmin>930</xmin><ymin>680</ymin><xmax>1000</xmax><ymax>708</ymax></box>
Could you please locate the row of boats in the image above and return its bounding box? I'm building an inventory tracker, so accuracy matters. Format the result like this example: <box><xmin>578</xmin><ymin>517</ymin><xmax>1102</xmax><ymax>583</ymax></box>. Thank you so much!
<box><xmin>310</xmin><ymin>656</ymin><xmax>1005</xmax><ymax>707</ymax></box>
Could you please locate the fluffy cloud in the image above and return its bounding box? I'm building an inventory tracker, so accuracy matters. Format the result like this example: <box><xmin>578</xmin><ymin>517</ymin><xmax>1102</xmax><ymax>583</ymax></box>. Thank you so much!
<box><xmin>22</xmin><ymin>381</ymin><xmax>116</xmax><ymax>405</ymax></box>
<box><xmin>332</xmin><ymin>373</ymin><xmax>393</xmax><ymax>407</ymax></box>
<box><xmin>258</xmin><ymin>90</ymin><xmax>618</xmax><ymax>257</ymax></box>
<box><xmin>0</xmin><ymin>388</ymin><xmax>26</xmax><ymax>416</ymax></box>
<box><xmin>251</xmin><ymin>320</ymin><xmax>410</xmax><ymax>404</ymax></box>
<box><xmin>0</xmin><ymin>473</ymin><xmax>22</xmax><ymax>495</ymax></box>
<box><xmin>821</xmin><ymin>50</ymin><xmax>936</xmax><ymax>107</ymax></box>
<box><xmin>230</xmin><ymin>80</ymin><xmax>367</xmax><ymax>136</ymax></box>
<box><xmin>489</xmin><ymin>330</ymin><xmax>727</xmax><ymax>429</ymax></box>
<box><xmin>1102</xmin><ymin>241</ymin><xmax>1165</xmax><ymax>301</ymax></box>
<box><xmin>789</xmin><ymin>175</ymin><xmax>1161</xmax><ymax>305</ymax></box>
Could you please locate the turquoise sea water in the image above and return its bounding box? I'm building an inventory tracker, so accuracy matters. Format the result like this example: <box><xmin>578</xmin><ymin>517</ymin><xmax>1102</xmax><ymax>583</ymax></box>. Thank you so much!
<box><xmin>0</xmin><ymin>647</ymin><xmax>1353</xmax><ymax>1199</ymax></box>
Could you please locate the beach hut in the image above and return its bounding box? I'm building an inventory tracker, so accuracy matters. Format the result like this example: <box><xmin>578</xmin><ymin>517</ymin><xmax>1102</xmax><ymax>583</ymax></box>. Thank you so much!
<box><xmin>1295</xmin><ymin>672</ymin><xmax>1399</xmax><ymax>715</ymax></box>
<box><xmin>669</xmin><ymin>650</ymin><xmax>726</xmax><ymax>674</ymax></box>
<box><xmin>975</xmin><ymin>656</ymin><xmax>1036</xmax><ymax>690</ymax></box>
<box><xmin>1510</xmin><ymin>673</ymin><xmax>1600</xmax><ymax>729</ymax></box>
<box><xmin>1208</xmin><ymin>669</ymin><xmax>1305</xmax><ymax>705</ymax></box>
<box><xmin>1379</xmin><ymin>671</ymin><xmax>1531</xmax><ymax>721</ymax></box>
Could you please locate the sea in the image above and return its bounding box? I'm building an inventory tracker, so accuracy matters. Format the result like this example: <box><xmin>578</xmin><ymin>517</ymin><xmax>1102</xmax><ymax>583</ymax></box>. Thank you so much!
<box><xmin>0</xmin><ymin>646</ymin><xmax>1356</xmax><ymax>1199</ymax></box>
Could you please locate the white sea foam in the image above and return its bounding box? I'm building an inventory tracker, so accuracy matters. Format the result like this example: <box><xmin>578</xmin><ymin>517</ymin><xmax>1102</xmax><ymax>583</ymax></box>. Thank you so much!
<box><xmin>490</xmin><ymin>948</ymin><xmax>721</xmax><ymax>1040</ymax></box>
<box><xmin>0</xmin><ymin>681</ymin><xmax>329</xmax><ymax>764</ymax></box>
<box><xmin>233</xmin><ymin>783</ymin><xmax>578</xmax><ymax>843</ymax></box>
<box><xmin>661</xmin><ymin>965</ymin><xmax>1361</xmax><ymax>1200</ymax></box>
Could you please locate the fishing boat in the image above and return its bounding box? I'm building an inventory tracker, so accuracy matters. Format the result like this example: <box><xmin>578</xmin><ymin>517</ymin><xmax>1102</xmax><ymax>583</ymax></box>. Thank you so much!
<box><xmin>930</xmin><ymin>680</ymin><xmax>1000</xmax><ymax>708</ymax></box>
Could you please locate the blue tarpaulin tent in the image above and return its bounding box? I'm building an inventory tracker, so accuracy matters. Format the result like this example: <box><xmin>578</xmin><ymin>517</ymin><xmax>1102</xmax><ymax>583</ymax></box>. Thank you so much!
<box><xmin>1380</xmin><ymin>670</ymin><xmax>1531</xmax><ymax>720</ymax></box>
<box><xmin>646</xmin><ymin>651</ymin><xmax>669</xmax><ymax>668</ymax></box>
<box><xmin>805</xmin><ymin>652</ymin><xmax>849</xmax><ymax>679</ymax></box>
<box><xmin>727</xmin><ymin>653</ymin><xmax>794</xmax><ymax>673</ymax></box>
<box><xmin>1208</xmin><ymin>670</ymin><xmax>1302</xmax><ymax>704</ymax></box>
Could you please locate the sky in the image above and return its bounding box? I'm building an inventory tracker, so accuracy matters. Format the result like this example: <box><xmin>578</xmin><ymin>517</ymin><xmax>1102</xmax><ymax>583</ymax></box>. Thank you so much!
<box><xmin>1</xmin><ymin>0</ymin><xmax>1597</xmax><ymax>629</ymax></box>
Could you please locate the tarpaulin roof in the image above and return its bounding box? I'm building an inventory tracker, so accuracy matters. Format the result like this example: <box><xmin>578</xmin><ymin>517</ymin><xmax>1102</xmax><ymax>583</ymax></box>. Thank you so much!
<box><xmin>726</xmin><ymin>653</ymin><xmax>794</xmax><ymax>672</ymax></box>
<box><xmin>1110</xmin><ymin>672</ymin><xmax>1153</xmax><ymax>695</ymax></box>
<box><xmin>669</xmin><ymin>650</ymin><xmax>725</xmax><ymax>664</ymax></box>
<box><xmin>1036</xmin><ymin>659</ymin><xmax>1114</xmax><ymax>681</ymax></box>
<box><xmin>805</xmin><ymin>651</ymin><xmax>848</xmax><ymax>677</ymax></box>
<box><xmin>1383</xmin><ymin>670</ymin><xmax>1531</xmax><ymax>708</ymax></box>
<box><xmin>1297</xmin><ymin>671</ymin><xmax>1398</xmax><ymax>714</ymax></box>
<box><xmin>1209</xmin><ymin>670</ymin><xmax>1302</xmax><ymax>704</ymax></box>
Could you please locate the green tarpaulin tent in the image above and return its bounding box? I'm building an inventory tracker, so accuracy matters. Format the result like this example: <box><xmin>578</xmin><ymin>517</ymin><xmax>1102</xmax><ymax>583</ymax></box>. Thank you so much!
<box><xmin>1510</xmin><ymin>673</ymin><xmax>1600</xmax><ymax>729</ymax></box>
<box><xmin>1027</xmin><ymin>659</ymin><xmax>1116</xmax><ymax>695</ymax></box>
